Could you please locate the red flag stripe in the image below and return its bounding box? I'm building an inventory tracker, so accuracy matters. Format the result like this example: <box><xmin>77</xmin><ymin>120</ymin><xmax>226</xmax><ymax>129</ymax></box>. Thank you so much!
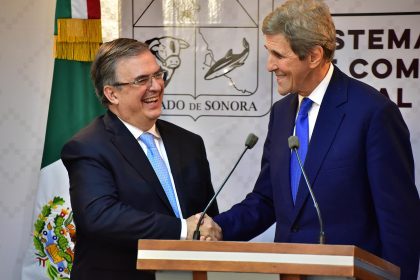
<box><xmin>87</xmin><ymin>0</ymin><xmax>101</xmax><ymax>19</ymax></box>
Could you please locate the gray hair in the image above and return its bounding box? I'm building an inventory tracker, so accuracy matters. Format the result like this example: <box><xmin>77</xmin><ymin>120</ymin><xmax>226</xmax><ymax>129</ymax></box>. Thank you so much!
<box><xmin>262</xmin><ymin>0</ymin><xmax>336</xmax><ymax>61</ymax></box>
<box><xmin>91</xmin><ymin>38</ymin><xmax>150</xmax><ymax>106</ymax></box>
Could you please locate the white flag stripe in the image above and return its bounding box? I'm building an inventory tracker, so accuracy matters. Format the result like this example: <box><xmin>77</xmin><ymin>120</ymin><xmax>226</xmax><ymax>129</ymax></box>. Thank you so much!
<box><xmin>21</xmin><ymin>160</ymin><xmax>72</xmax><ymax>280</ymax></box>
<box><xmin>37</xmin><ymin>160</ymin><xmax>71</xmax><ymax>205</ymax></box>
<box><xmin>71</xmin><ymin>0</ymin><xmax>88</xmax><ymax>19</ymax></box>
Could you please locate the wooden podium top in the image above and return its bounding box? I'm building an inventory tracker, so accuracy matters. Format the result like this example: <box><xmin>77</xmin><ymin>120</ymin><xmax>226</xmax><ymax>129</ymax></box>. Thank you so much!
<box><xmin>137</xmin><ymin>240</ymin><xmax>399</xmax><ymax>280</ymax></box>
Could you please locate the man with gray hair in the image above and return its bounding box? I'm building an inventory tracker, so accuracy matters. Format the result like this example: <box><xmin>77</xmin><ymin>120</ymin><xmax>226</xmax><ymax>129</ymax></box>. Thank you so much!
<box><xmin>213</xmin><ymin>1</ymin><xmax>420</xmax><ymax>279</ymax></box>
<box><xmin>61</xmin><ymin>38</ymin><xmax>221</xmax><ymax>280</ymax></box>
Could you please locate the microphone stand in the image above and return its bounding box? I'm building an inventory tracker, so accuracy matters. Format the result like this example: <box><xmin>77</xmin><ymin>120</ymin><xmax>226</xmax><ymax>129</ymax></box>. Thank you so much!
<box><xmin>292</xmin><ymin>147</ymin><xmax>325</xmax><ymax>244</ymax></box>
<box><xmin>193</xmin><ymin>143</ymin><xmax>254</xmax><ymax>240</ymax></box>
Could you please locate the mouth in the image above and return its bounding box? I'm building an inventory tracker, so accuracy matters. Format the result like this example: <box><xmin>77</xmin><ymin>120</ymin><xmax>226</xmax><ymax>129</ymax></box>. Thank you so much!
<box><xmin>167</xmin><ymin>62</ymin><xmax>179</xmax><ymax>69</ymax></box>
<box><xmin>275</xmin><ymin>74</ymin><xmax>287</xmax><ymax>84</ymax></box>
<box><xmin>142</xmin><ymin>95</ymin><xmax>160</xmax><ymax>104</ymax></box>
<box><xmin>275</xmin><ymin>73</ymin><xmax>286</xmax><ymax>78</ymax></box>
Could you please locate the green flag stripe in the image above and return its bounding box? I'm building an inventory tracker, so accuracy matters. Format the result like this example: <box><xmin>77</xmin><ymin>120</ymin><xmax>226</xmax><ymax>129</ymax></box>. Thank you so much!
<box><xmin>41</xmin><ymin>59</ymin><xmax>105</xmax><ymax>168</ymax></box>
<box><xmin>54</xmin><ymin>0</ymin><xmax>72</xmax><ymax>35</ymax></box>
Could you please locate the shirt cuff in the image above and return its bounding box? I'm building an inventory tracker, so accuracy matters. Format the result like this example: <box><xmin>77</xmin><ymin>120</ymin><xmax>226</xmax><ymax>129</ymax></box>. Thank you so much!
<box><xmin>180</xmin><ymin>218</ymin><xmax>187</xmax><ymax>240</ymax></box>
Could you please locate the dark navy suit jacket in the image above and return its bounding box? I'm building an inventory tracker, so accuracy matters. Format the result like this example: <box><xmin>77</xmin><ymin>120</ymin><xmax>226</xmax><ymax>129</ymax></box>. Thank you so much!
<box><xmin>214</xmin><ymin>67</ymin><xmax>420</xmax><ymax>279</ymax></box>
<box><xmin>61</xmin><ymin>110</ymin><xmax>218</xmax><ymax>280</ymax></box>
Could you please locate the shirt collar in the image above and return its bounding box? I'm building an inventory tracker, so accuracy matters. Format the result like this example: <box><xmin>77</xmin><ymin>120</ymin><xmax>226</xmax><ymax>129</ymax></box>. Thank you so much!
<box><xmin>118</xmin><ymin>118</ymin><xmax>161</xmax><ymax>140</ymax></box>
<box><xmin>298</xmin><ymin>63</ymin><xmax>334</xmax><ymax>106</ymax></box>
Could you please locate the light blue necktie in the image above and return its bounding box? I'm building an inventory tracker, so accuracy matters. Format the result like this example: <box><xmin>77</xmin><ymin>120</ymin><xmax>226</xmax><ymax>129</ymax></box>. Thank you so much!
<box><xmin>139</xmin><ymin>132</ymin><xmax>180</xmax><ymax>218</ymax></box>
<box><xmin>290</xmin><ymin>98</ymin><xmax>313</xmax><ymax>204</ymax></box>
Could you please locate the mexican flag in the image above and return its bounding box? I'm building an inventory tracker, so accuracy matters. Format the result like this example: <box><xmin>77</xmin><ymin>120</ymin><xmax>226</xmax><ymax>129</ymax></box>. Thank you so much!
<box><xmin>21</xmin><ymin>0</ymin><xmax>104</xmax><ymax>279</ymax></box>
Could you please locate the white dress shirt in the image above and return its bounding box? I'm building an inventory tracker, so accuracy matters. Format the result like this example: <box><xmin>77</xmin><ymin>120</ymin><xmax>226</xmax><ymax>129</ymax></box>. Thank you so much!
<box><xmin>119</xmin><ymin>119</ymin><xmax>187</xmax><ymax>239</ymax></box>
<box><xmin>295</xmin><ymin>63</ymin><xmax>334</xmax><ymax>140</ymax></box>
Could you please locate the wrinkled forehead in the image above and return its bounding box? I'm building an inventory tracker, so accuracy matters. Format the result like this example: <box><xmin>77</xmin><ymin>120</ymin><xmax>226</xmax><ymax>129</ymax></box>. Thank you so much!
<box><xmin>115</xmin><ymin>51</ymin><xmax>161</xmax><ymax>78</ymax></box>
<box><xmin>264</xmin><ymin>33</ymin><xmax>294</xmax><ymax>53</ymax></box>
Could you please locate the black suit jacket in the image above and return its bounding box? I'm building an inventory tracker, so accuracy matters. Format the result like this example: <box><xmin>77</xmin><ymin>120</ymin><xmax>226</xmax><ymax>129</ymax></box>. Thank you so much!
<box><xmin>61</xmin><ymin>110</ymin><xmax>218</xmax><ymax>280</ymax></box>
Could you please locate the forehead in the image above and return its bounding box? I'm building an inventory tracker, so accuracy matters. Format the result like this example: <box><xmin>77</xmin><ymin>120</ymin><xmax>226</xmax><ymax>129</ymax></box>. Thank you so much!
<box><xmin>115</xmin><ymin>51</ymin><xmax>160</xmax><ymax>78</ymax></box>
<box><xmin>264</xmin><ymin>33</ymin><xmax>293</xmax><ymax>53</ymax></box>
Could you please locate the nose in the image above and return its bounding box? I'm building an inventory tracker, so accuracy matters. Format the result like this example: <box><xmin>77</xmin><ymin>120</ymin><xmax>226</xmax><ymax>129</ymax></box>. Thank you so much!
<box><xmin>147</xmin><ymin>75</ymin><xmax>163</xmax><ymax>91</ymax></box>
<box><xmin>266</xmin><ymin>54</ymin><xmax>277</xmax><ymax>72</ymax></box>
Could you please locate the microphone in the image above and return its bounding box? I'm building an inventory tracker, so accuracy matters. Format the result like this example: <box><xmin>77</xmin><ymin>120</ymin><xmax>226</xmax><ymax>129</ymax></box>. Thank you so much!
<box><xmin>193</xmin><ymin>133</ymin><xmax>259</xmax><ymax>240</ymax></box>
<box><xmin>288</xmin><ymin>136</ymin><xmax>326</xmax><ymax>244</ymax></box>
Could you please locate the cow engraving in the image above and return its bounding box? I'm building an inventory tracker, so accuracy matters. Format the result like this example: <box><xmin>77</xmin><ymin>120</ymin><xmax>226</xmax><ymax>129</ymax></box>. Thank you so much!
<box><xmin>146</xmin><ymin>36</ymin><xmax>190</xmax><ymax>86</ymax></box>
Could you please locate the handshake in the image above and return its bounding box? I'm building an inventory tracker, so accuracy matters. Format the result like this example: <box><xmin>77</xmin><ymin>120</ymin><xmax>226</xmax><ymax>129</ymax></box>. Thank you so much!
<box><xmin>182</xmin><ymin>133</ymin><xmax>258</xmax><ymax>241</ymax></box>
<box><xmin>186</xmin><ymin>214</ymin><xmax>222</xmax><ymax>241</ymax></box>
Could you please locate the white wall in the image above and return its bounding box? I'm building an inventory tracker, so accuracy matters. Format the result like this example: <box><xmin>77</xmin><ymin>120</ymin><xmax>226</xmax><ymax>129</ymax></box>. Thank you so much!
<box><xmin>0</xmin><ymin>0</ymin><xmax>55</xmax><ymax>279</ymax></box>
<box><xmin>0</xmin><ymin>1</ymin><xmax>418</xmax><ymax>279</ymax></box>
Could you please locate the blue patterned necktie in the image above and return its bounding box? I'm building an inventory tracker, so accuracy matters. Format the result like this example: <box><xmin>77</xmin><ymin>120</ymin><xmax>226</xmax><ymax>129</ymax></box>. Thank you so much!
<box><xmin>139</xmin><ymin>132</ymin><xmax>180</xmax><ymax>217</ymax></box>
<box><xmin>290</xmin><ymin>98</ymin><xmax>313</xmax><ymax>204</ymax></box>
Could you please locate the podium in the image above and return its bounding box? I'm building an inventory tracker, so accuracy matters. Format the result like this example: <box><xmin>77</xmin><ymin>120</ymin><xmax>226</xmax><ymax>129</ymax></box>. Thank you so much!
<box><xmin>137</xmin><ymin>240</ymin><xmax>399</xmax><ymax>280</ymax></box>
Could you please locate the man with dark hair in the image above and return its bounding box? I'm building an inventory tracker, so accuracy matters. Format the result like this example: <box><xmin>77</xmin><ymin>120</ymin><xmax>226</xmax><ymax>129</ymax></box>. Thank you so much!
<box><xmin>212</xmin><ymin>1</ymin><xmax>420</xmax><ymax>279</ymax></box>
<box><xmin>61</xmin><ymin>38</ymin><xmax>221</xmax><ymax>280</ymax></box>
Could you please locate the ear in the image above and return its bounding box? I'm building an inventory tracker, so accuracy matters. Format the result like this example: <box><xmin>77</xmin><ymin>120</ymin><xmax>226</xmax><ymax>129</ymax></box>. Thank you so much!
<box><xmin>308</xmin><ymin>45</ymin><xmax>324</xmax><ymax>69</ymax></box>
<box><xmin>103</xmin><ymin>85</ymin><xmax>119</xmax><ymax>105</ymax></box>
<box><xmin>178</xmin><ymin>38</ymin><xmax>189</xmax><ymax>49</ymax></box>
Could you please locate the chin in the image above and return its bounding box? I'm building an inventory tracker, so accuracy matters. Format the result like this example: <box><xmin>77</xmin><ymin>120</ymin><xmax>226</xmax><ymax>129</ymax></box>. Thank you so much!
<box><xmin>148</xmin><ymin>109</ymin><xmax>162</xmax><ymax>120</ymax></box>
<box><xmin>277</xmin><ymin>89</ymin><xmax>290</xmax><ymax>96</ymax></box>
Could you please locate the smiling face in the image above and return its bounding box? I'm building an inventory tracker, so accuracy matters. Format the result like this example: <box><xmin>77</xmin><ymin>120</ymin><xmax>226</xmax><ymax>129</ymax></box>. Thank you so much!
<box><xmin>264</xmin><ymin>33</ymin><xmax>314</xmax><ymax>97</ymax></box>
<box><xmin>104</xmin><ymin>51</ymin><xmax>164</xmax><ymax>131</ymax></box>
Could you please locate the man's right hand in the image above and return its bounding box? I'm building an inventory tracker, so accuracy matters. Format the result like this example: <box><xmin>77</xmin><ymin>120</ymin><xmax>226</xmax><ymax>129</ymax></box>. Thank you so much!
<box><xmin>186</xmin><ymin>213</ymin><xmax>222</xmax><ymax>241</ymax></box>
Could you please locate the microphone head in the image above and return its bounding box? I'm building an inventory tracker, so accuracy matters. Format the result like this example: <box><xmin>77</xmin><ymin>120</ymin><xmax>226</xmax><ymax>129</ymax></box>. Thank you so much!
<box><xmin>288</xmin><ymin>136</ymin><xmax>300</xmax><ymax>149</ymax></box>
<box><xmin>245</xmin><ymin>133</ymin><xmax>259</xmax><ymax>149</ymax></box>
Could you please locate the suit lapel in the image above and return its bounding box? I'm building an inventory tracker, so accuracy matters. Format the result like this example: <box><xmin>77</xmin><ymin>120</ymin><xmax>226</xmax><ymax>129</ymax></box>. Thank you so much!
<box><xmin>271</xmin><ymin>94</ymin><xmax>299</xmax><ymax>219</ymax></box>
<box><xmin>156</xmin><ymin>120</ymin><xmax>187</xmax><ymax>216</ymax></box>
<box><xmin>103</xmin><ymin>111</ymin><xmax>174</xmax><ymax>213</ymax></box>
<box><xmin>293</xmin><ymin>68</ymin><xmax>348</xmax><ymax>218</ymax></box>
